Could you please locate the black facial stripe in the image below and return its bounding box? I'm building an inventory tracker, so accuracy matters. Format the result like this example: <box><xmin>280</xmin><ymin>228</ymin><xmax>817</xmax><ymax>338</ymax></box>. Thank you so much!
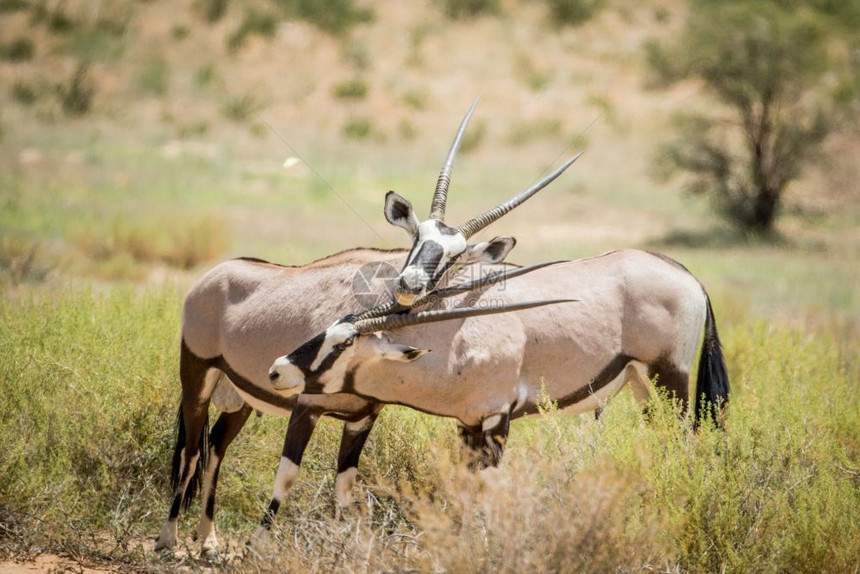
<box><xmin>411</xmin><ymin>241</ymin><xmax>444</xmax><ymax>275</ymax></box>
<box><xmin>288</xmin><ymin>332</ymin><xmax>327</xmax><ymax>372</ymax></box>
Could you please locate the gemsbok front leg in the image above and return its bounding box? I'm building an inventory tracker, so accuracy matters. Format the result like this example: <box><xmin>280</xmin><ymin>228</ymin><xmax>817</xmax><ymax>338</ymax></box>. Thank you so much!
<box><xmin>335</xmin><ymin>406</ymin><xmax>384</xmax><ymax>510</ymax></box>
<box><xmin>250</xmin><ymin>402</ymin><xmax>319</xmax><ymax>547</ymax></box>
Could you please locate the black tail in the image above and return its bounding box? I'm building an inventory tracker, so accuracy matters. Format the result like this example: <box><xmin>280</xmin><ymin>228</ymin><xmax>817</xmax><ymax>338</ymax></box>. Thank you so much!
<box><xmin>694</xmin><ymin>295</ymin><xmax>730</xmax><ymax>427</ymax></box>
<box><xmin>170</xmin><ymin>403</ymin><xmax>210</xmax><ymax>511</ymax></box>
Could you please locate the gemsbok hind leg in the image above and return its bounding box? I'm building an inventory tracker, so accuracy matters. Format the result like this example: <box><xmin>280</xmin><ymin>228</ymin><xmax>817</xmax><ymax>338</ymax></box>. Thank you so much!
<box><xmin>156</xmin><ymin>341</ymin><xmax>215</xmax><ymax>552</ymax></box>
<box><xmin>194</xmin><ymin>404</ymin><xmax>253</xmax><ymax>558</ymax></box>
<box><xmin>648</xmin><ymin>356</ymin><xmax>690</xmax><ymax>415</ymax></box>
<box><xmin>458</xmin><ymin>412</ymin><xmax>511</xmax><ymax>470</ymax></box>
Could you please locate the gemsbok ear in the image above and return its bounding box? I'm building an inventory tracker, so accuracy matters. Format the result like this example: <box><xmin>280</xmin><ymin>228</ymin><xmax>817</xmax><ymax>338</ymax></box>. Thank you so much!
<box><xmin>384</xmin><ymin>191</ymin><xmax>419</xmax><ymax>236</ymax></box>
<box><xmin>462</xmin><ymin>236</ymin><xmax>516</xmax><ymax>264</ymax></box>
<box><xmin>374</xmin><ymin>335</ymin><xmax>430</xmax><ymax>362</ymax></box>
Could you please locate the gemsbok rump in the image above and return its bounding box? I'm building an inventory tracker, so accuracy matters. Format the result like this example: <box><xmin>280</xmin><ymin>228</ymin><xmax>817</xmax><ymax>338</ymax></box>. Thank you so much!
<box><xmin>270</xmin><ymin>249</ymin><xmax>730</xmax><ymax>473</ymax></box>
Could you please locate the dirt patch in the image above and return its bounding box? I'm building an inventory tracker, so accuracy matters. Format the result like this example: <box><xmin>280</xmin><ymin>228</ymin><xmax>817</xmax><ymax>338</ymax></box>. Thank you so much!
<box><xmin>0</xmin><ymin>554</ymin><xmax>114</xmax><ymax>574</ymax></box>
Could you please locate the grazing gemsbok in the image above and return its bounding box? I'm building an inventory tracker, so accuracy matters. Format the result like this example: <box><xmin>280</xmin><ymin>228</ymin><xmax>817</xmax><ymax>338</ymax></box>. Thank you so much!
<box><xmin>270</xmin><ymin>249</ymin><xmax>730</xmax><ymax>470</ymax></box>
<box><xmin>385</xmin><ymin>98</ymin><xmax>581</xmax><ymax>306</ymax></box>
<box><xmin>154</xmin><ymin>249</ymin><xmax>561</xmax><ymax>555</ymax></box>
<box><xmin>155</xmin><ymin>249</ymin><xmax>403</xmax><ymax>555</ymax></box>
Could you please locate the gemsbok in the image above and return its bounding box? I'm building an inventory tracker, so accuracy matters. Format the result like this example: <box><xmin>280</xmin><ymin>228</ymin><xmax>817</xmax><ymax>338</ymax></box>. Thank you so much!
<box><xmin>156</xmin><ymin>101</ymin><xmax>581</xmax><ymax>555</ymax></box>
<box><xmin>154</xmin><ymin>250</ymin><xmax>402</xmax><ymax>555</ymax></box>
<box><xmin>154</xmin><ymin>249</ymin><xmax>564</xmax><ymax>555</ymax></box>
<box><xmin>269</xmin><ymin>249</ymin><xmax>730</xmax><ymax>475</ymax></box>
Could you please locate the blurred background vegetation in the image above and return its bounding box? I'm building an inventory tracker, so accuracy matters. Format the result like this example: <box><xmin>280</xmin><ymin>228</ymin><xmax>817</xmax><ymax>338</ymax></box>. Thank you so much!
<box><xmin>0</xmin><ymin>0</ymin><xmax>858</xmax><ymax>571</ymax></box>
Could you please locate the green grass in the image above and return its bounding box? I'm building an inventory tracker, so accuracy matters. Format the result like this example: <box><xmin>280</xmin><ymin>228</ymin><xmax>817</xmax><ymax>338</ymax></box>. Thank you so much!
<box><xmin>0</xmin><ymin>287</ymin><xmax>856</xmax><ymax>570</ymax></box>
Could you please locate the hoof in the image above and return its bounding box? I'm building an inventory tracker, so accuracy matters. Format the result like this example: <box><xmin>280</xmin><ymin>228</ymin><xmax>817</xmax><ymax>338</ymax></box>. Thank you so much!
<box><xmin>246</xmin><ymin>526</ymin><xmax>274</xmax><ymax>559</ymax></box>
<box><xmin>155</xmin><ymin>522</ymin><xmax>177</xmax><ymax>552</ymax></box>
<box><xmin>200</xmin><ymin>547</ymin><xmax>222</xmax><ymax>564</ymax></box>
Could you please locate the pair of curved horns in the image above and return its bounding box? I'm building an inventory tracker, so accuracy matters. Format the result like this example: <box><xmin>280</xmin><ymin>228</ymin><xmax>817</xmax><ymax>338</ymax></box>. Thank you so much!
<box><xmin>428</xmin><ymin>98</ymin><xmax>582</xmax><ymax>238</ymax></box>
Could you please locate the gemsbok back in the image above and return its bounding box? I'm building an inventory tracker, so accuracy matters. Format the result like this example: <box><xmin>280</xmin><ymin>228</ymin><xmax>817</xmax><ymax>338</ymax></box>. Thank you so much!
<box><xmin>270</xmin><ymin>249</ymin><xmax>730</xmax><ymax>471</ymax></box>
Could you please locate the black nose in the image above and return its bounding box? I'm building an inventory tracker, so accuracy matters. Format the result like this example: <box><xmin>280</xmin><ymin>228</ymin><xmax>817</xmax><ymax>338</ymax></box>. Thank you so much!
<box><xmin>269</xmin><ymin>370</ymin><xmax>279</xmax><ymax>382</ymax></box>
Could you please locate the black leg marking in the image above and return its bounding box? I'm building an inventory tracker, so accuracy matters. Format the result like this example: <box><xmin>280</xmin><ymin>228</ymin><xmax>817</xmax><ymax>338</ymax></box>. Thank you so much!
<box><xmin>458</xmin><ymin>413</ymin><xmax>511</xmax><ymax>470</ymax></box>
<box><xmin>202</xmin><ymin>405</ymin><xmax>252</xmax><ymax>524</ymax></box>
<box><xmin>649</xmin><ymin>355</ymin><xmax>690</xmax><ymax>414</ymax></box>
<box><xmin>336</xmin><ymin>413</ymin><xmax>380</xmax><ymax>475</ymax></box>
<box><xmin>258</xmin><ymin>403</ymin><xmax>320</xmax><ymax>530</ymax></box>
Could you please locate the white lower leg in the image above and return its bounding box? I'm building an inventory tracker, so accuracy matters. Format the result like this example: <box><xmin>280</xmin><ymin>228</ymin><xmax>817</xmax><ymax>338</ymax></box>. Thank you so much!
<box><xmin>335</xmin><ymin>467</ymin><xmax>358</xmax><ymax>508</ymax></box>
<box><xmin>156</xmin><ymin>520</ymin><xmax>178</xmax><ymax>550</ymax></box>
<box><xmin>196</xmin><ymin>453</ymin><xmax>221</xmax><ymax>551</ymax></box>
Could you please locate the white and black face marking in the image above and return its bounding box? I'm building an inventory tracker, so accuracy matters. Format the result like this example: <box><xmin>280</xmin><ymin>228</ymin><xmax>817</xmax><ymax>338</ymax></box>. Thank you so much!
<box><xmin>268</xmin><ymin>317</ymin><xmax>360</xmax><ymax>393</ymax></box>
<box><xmin>395</xmin><ymin>219</ymin><xmax>468</xmax><ymax>305</ymax></box>
<box><xmin>269</xmin><ymin>325</ymin><xmax>430</xmax><ymax>395</ymax></box>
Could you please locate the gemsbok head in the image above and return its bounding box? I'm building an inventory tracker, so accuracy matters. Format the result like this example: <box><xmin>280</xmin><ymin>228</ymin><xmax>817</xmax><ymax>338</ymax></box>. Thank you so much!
<box><xmin>385</xmin><ymin>98</ymin><xmax>581</xmax><ymax>305</ymax></box>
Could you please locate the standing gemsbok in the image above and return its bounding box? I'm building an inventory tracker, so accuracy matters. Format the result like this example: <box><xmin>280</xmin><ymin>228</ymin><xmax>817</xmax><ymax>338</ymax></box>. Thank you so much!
<box><xmin>156</xmin><ymin>101</ymin><xmax>580</xmax><ymax>556</ymax></box>
<box><xmin>269</xmin><ymin>249</ymin><xmax>730</xmax><ymax>472</ymax></box>
<box><xmin>155</xmin><ymin>249</ymin><xmax>564</xmax><ymax>555</ymax></box>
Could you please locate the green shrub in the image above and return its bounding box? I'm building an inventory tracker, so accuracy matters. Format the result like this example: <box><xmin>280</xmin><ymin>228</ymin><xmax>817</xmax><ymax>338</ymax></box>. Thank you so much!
<box><xmin>135</xmin><ymin>56</ymin><xmax>170</xmax><ymax>96</ymax></box>
<box><xmin>57</xmin><ymin>63</ymin><xmax>95</xmax><ymax>116</ymax></box>
<box><xmin>11</xmin><ymin>82</ymin><xmax>38</xmax><ymax>105</ymax></box>
<box><xmin>275</xmin><ymin>0</ymin><xmax>373</xmax><ymax>35</ymax></box>
<box><xmin>441</xmin><ymin>0</ymin><xmax>500</xmax><ymax>20</ymax></box>
<box><xmin>546</xmin><ymin>0</ymin><xmax>605</xmax><ymax>26</ymax></box>
<box><xmin>195</xmin><ymin>0</ymin><xmax>230</xmax><ymax>22</ymax></box>
<box><xmin>343</xmin><ymin>117</ymin><xmax>385</xmax><ymax>141</ymax></box>
<box><xmin>221</xmin><ymin>93</ymin><xmax>265</xmax><ymax>121</ymax></box>
<box><xmin>332</xmin><ymin>78</ymin><xmax>369</xmax><ymax>100</ymax></box>
<box><xmin>507</xmin><ymin>117</ymin><xmax>562</xmax><ymax>145</ymax></box>
<box><xmin>0</xmin><ymin>37</ymin><xmax>34</xmax><ymax>62</ymax></box>
<box><xmin>194</xmin><ymin>64</ymin><xmax>217</xmax><ymax>88</ymax></box>
<box><xmin>228</xmin><ymin>8</ymin><xmax>278</xmax><ymax>52</ymax></box>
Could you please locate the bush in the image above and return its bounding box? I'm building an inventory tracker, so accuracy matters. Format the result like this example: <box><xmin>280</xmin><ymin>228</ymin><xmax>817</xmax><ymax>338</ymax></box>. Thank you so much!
<box><xmin>228</xmin><ymin>9</ymin><xmax>278</xmax><ymax>52</ymax></box>
<box><xmin>332</xmin><ymin>78</ymin><xmax>369</xmax><ymax>100</ymax></box>
<box><xmin>343</xmin><ymin>117</ymin><xmax>384</xmax><ymax>141</ymax></box>
<box><xmin>652</xmin><ymin>0</ymin><xmax>853</xmax><ymax>235</ymax></box>
<box><xmin>441</xmin><ymin>0</ymin><xmax>500</xmax><ymax>20</ymax></box>
<box><xmin>545</xmin><ymin>0</ymin><xmax>605</xmax><ymax>26</ymax></box>
<box><xmin>135</xmin><ymin>56</ymin><xmax>170</xmax><ymax>96</ymax></box>
<box><xmin>0</xmin><ymin>37</ymin><xmax>34</xmax><ymax>62</ymax></box>
<box><xmin>221</xmin><ymin>93</ymin><xmax>265</xmax><ymax>121</ymax></box>
<box><xmin>57</xmin><ymin>63</ymin><xmax>95</xmax><ymax>116</ymax></box>
<box><xmin>276</xmin><ymin>0</ymin><xmax>373</xmax><ymax>35</ymax></box>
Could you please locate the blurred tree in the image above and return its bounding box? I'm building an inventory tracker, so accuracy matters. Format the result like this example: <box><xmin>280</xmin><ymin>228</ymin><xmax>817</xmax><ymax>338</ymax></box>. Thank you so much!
<box><xmin>651</xmin><ymin>0</ymin><xmax>859</xmax><ymax>235</ymax></box>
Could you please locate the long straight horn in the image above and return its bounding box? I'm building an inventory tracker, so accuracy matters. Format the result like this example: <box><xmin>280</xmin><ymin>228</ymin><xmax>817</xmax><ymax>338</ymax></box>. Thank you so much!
<box><xmin>354</xmin><ymin>299</ymin><xmax>577</xmax><ymax>334</ymax></box>
<box><xmin>431</xmin><ymin>260</ymin><xmax>569</xmax><ymax>299</ymax></box>
<box><xmin>457</xmin><ymin>152</ymin><xmax>583</xmax><ymax>239</ymax></box>
<box><xmin>429</xmin><ymin>97</ymin><xmax>480</xmax><ymax>221</ymax></box>
<box><xmin>356</xmin><ymin>260</ymin><xmax>569</xmax><ymax>321</ymax></box>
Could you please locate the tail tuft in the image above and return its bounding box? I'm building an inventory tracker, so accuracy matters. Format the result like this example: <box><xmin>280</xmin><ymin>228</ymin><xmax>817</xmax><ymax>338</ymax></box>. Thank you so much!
<box><xmin>695</xmin><ymin>296</ymin><xmax>730</xmax><ymax>427</ymax></box>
